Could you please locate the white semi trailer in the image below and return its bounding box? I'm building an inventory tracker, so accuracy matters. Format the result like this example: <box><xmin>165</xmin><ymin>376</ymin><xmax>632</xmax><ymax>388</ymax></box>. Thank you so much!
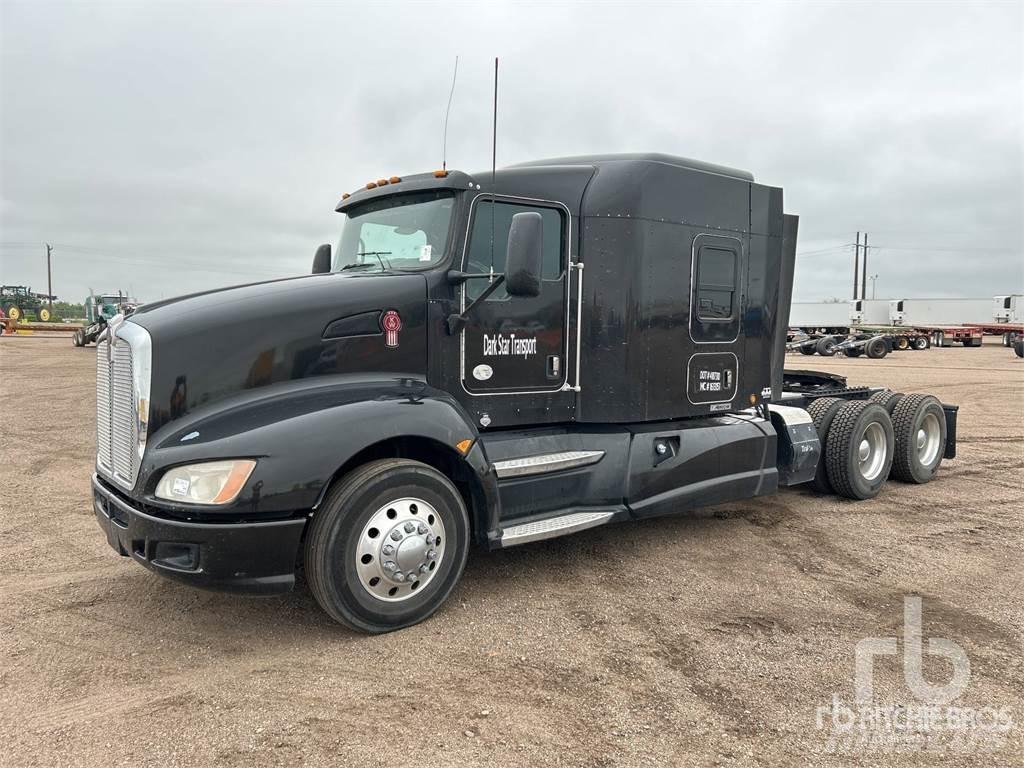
<box><xmin>788</xmin><ymin>301</ymin><xmax>853</xmax><ymax>333</ymax></box>
<box><xmin>888</xmin><ymin>298</ymin><xmax>992</xmax><ymax>327</ymax></box>
<box><xmin>850</xmin><ymin>299</ymin><xmax>889</xmax><ymax>326</ymax></box>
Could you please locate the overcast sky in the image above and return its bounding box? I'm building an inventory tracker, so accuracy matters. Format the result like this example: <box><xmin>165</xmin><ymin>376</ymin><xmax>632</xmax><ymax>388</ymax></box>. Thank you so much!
<box><xmin>1</xmin><ymin>0</ymin><xmax>1021</xmax><ymax>305</ymax></box>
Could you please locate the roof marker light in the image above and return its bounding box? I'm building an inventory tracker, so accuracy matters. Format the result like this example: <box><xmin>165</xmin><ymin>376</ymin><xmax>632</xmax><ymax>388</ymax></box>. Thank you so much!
<box><xmin>366</xmin><ymin>182</ymin><xmax>377</xmax><ymax>189</ymax></box>
<box><xmin>433</xmin><ymin>170</ymin><xmax>448</xmax><ymax>178</ymax></box>
<box><xmin>389</xmin><ymin>176</ymin><xmax>401</xmax><ymax>184</ymax></box>
<box><xmin>377</xmin><ymin>179</ymin><xmax>389</xmax><ymax>186</ymax></box>
<box><xmin>342</xmin><ymin>193</ymin><xmax>351</xmax><ymax>200</ymax></box>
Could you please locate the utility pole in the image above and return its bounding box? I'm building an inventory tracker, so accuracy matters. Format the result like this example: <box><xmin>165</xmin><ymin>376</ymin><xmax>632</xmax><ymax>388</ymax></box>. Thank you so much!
<box><xmin>45</xmin><ymin>243</ymin><xmax>53</xmax><ymax>317</ymax></box>
<box><xmin>853</xmin><ymin>231</ymin><xmax>860</xmax><ymax>300</ymax></box>
<box><xmin>869</xmin><ymin>274</ymin><xmax>879</xmax><ymax>299</ymax></box>
<box><xmin>861</xmin><ymin>233</ymin><xmax>868</xmax><ymax>302</ymax></box>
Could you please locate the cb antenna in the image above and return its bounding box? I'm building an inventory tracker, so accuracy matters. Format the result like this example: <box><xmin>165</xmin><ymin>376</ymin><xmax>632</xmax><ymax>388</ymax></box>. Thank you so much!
<box><xmin>442</xmin><ymin>56</ymin><xmax>459</xmax><ymax>173</ymax></box>
<box><xmin>489</xmin><ymin>57</ymin><xmax>499</xmax><ymax>274</ymax></box>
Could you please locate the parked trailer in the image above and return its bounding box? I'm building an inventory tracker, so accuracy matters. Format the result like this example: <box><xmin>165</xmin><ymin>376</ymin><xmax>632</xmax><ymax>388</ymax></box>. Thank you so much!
<box><xmin>849</xmin><ymin>299</ymin><xmax>889</xmax><ymax>326</ymax></box>
<box><xmin>788</xmin><ymin>301</ymin><xmax>853</xmax><ymax>333</ymax></box>
<box><xmin>889</xmin><ymin>298</ymin><xmax>992</xmax><ymax>327</ymax></box>
<box><xmin>993</xmin><ymin>295</ymin><xmax>1023</xmax><ymax>324</ymax></box>
<box><xmin>88</xmin><ymin>152</ymin><xmax>959</xmax><ymax>633</ymax></box>
<box><xmin>914</xmin><ymin>325</ymin><xmax>986</xmax><ymax>348</ymax></box>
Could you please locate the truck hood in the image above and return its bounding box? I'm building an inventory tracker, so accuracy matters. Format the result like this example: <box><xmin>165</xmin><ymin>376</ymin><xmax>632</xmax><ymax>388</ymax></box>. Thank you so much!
<box><xmin>128</xmin><ymin>272</ymin><xmax>429</xmax><ymax>436</ymax></box>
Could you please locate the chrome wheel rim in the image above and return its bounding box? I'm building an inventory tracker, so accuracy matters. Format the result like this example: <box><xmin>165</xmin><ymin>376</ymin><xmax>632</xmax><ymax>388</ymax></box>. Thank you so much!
<box><xmin>355</xmin><ymin>497</ymin><xmax>446</xmax><ymax>602</ymax></box>
<box><xmin>859</xmin><ymin>422</ymin><xmax>887</xmax><ymax>481</ymax></box>
<box><xmin>917</xmin><ymin>412</ymin><xmax>941</xmax><ymax>467</ymax></box>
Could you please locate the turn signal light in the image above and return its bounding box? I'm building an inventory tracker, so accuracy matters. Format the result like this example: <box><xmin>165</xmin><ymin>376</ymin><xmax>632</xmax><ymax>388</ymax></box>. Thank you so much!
<box><xmin>455</xmin><ymin>439</ymin><xmax>473</xmax><ymax>455</ymax></box>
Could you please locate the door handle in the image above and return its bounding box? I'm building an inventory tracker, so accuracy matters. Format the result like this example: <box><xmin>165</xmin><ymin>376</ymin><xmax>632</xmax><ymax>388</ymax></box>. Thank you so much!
<box><xmin>547</xmin><ymin>355</ymin><xmax>561</xmax><ymax>379</ymax></box>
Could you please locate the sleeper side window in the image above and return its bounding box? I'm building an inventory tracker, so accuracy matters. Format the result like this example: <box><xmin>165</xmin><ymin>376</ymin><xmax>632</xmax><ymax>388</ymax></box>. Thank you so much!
<box><xmin>691</xmin><ymin>237</ymin><xmax>740</xmax><ymax>342</ymax></box>
<box><xmin>464</xmin><ymin>200</ymin><xmax>564</xmax><ymax>300</ymax></box>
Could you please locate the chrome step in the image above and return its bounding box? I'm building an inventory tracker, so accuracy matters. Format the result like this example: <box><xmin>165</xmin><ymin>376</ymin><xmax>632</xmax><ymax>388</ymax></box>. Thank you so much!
<box><xmin>492</xmin><ymin>450</ymin><xmax>605</xmax><ymax>479</ymax></box>
<box><xmin>499</xmin><ymin>510</ymin><xmax>615</xmax><ymax>547</ymax></box>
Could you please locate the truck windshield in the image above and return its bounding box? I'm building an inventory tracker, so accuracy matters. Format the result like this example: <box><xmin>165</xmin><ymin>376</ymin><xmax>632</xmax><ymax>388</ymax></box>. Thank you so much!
<box><xmin>334</xmin><ymin>191</ymin><xmax>455</xmax><ymax>272</ymax></box>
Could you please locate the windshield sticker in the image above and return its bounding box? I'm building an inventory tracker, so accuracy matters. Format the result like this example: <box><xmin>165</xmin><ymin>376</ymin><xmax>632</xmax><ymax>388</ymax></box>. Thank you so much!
<box><xmin>419</xmin><ymin>244</ymin><xmax>432</xmax><ymax>262</ymax></box>
<box><xmin>483</xmin><ymin>333</ymin><xmax>537</xmax><ymax>359</ymax></box>
<box><xmin>381</xmin><ymin>310</ymin><xmax>402</xmax><ymax>348</ymax></box>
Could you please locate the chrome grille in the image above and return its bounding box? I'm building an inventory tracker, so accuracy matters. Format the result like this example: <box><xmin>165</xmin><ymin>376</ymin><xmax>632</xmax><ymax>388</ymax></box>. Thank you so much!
<box><xmin>96</xmin><ymin>337</ymin><xmax>140</xmax><ymax>488</ymax></box>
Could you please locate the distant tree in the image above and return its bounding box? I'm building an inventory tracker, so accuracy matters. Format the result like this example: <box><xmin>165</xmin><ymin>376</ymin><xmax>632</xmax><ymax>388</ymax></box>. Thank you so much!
<box><xmin>51</xmin><ymin>301</ymin><xmax>86</xmax><ymax>321</ymax></box>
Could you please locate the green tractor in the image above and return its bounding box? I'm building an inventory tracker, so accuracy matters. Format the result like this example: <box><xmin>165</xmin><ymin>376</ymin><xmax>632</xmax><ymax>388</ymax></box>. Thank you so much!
<box><xmin>73</xmin><ymin>292</ymin><xmax>139</xmax><ymax>346</ymax></box>
<box><xmin>1</xmin><ymin>285</ymin><xmax>55</xmax><ymax>322</ymax></box>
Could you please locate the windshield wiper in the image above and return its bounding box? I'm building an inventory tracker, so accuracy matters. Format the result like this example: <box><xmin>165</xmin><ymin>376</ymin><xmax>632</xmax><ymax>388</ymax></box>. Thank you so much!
<box><xmin>349</xmin><ymin>251</ymin><xmax>393</xmax><ymax>271</ymax></box>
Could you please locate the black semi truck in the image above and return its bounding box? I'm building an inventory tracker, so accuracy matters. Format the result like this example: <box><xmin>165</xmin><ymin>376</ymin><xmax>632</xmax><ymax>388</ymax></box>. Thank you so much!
<box><xmin>91</xmin><ymin>154</ymin><xmax>956</xmax><ymax>633</ymax></box>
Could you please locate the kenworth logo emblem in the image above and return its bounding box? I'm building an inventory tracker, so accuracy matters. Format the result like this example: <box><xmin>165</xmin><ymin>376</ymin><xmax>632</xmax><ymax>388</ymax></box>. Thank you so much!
<box><xmin>381</xmin><ymin>310</ymin><xmax>402</xmax><ymax>348</ymax></box>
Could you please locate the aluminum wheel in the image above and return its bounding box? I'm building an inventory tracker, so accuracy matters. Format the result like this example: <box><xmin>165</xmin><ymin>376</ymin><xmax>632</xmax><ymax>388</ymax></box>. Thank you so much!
<box><xmin>355</xmin><ymin>497</ymin><xmax>446</xmax><ymax>602</ymax></box>
<box><xmin>858</xmin><ymin>422</ymin><xmax>888</xmax><ymax>482</ymax></box>
<box><xmin>917</xmin><ymin>412</ymin><xmax>942</xmax><ymax>467</ymax></box>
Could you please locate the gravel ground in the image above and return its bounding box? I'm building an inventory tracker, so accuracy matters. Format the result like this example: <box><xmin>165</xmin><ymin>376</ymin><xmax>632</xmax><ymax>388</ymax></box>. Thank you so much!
<box><xmin>1</xmin><ymin>335</ymin><xmax>1021</xmax><ymax>767</ymax></box>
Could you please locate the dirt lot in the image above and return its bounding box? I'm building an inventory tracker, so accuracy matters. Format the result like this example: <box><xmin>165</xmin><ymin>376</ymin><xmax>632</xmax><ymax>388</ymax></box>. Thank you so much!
<box><xmin>1</xmin><ymin>335</ymin><xmax>1021</xmax><ymax>767</ymax></box>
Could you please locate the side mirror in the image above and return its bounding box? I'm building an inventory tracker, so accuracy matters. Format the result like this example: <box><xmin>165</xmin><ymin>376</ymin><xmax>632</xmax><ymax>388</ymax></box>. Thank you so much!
<box><xmin>312</xmin><ymin>244</ymin><xmax>332</xmax><ymax>274</ymax></box>
<box><xmin>504</xmin><ymin>212</ymin><xmax>543</xmax><ymax>297</ymax></box>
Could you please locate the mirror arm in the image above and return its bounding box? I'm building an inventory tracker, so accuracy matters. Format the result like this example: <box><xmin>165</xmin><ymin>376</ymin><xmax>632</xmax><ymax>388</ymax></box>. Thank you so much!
<box><xmin>446</xmin><ymin>270</ymin><xmax>498</xmax><ymax>285</ymax></box>
<box><xmin>446</xmin><ymin>274</ymin><xmax>506</xmax><ymax>335</ymax></box>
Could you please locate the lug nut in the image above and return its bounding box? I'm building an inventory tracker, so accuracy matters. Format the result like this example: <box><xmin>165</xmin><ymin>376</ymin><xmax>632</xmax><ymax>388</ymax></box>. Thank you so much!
<box><xmin>404</xmin><ymin>521</ymin><xmax>415</xmax><ymax>533</ymax></box>
<box><xmin>427</xmin><ymin>550</ymin><xmax>436</xmax><ymax>559</ymax></box>
<box><xmin>393</xmin><ymin>572</ymin><xmax>405</xmax><ymax>582</ymax></box>
<box><xmin>417</xmin><ymin>523</ymin><xmax>428</xmax><ymax>535</ymax></box>
<box><xmin>382</xmin><ymin>544</ymin><xmax>394</xmax><ymax>556</ymax></box>
<box><xmin>383</xmin><ymin>561</ymin><xmax>396</xmax><ymax>572</ymax></box>
<box><xmin>390</xmin><ymin>529</ymin><xmax>403</xmax><ymax>541</ymax></box>
<box><xmin>419</xmin><ymin>564</ymin><xmax>430</xmax><ymax>574</ymax></box>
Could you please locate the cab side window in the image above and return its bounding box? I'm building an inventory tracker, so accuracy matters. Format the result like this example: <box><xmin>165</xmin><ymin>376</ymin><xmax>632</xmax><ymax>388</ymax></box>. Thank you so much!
<box><xmin>465</xmin><ymin>200</ymin><xmax>564</xmax><ymax>300</ymax></box>
<box><xmin>691</xmin><ymin>237</ymin><xmax>740</xmax><ymax>342</ymax></box>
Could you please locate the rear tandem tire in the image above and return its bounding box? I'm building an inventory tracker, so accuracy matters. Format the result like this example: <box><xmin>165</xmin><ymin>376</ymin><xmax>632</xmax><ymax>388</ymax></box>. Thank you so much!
<box><xmin>1014</xmin><ymin>340</ymin><xmax>1024</xmax><ymax>358</ymax></box>
<box><xmin>844</xmin><ymin>348</ymin><xmax>863</xmax><ymax>358</ymax></box>
<box><xmin>304</xmin><ymin>458</ymin><xmax>470</xmax><ymax>634</ymax></box>
<box><xmin>825</xmin><ymin>401</ymin><xmax>894</xmax><ymax>500</ymax></box>
<box><xmin>890</xmin><ymin>394</ymin><xmax>947</xmax><ymax>484</ymax></box>
<box><xmin>806</xmin><ymin>397</ymin><xmax>846</xmax><ymax>493</ymax></box>
<box><xmin>913</xmin><ymin>335</ymin><xmax>930</xmax><ymax>350</ymax></box>
<box><xmin>799</xmin><ymin>345</ymin><xmax>816</xmax><ymax>355</ymax></box>
<box><xmin>869</xmin><ymin>389</ymin><xmax>904</xmax><ymax>415</ymax></box>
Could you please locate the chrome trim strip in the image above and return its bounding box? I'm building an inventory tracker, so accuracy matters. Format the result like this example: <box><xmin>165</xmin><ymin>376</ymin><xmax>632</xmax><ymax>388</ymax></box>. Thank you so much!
<box><xmin>499</xmin><ymin>510</ymin><xmax>614</xmax><ymax>547</ymax></box>
<box><xmin>492</xmin><ymin>450</ymin><xmax>605</xmax><ymax>479</ymax></box>
<box><xmin>572</xmin><ymin>261</ymin><xmax>584</xmax><ymax>392</ymax></box>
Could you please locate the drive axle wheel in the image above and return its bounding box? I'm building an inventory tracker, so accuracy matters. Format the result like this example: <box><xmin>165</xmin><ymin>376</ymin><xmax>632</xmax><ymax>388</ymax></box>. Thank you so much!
<box><xmin>825</xmin><ymin>401</ymin><xmax>894</xmax><ymax>500</ymax></box>
<box><xmin>869</xmin><ymin>389</ymin><xmax>904</xmax><ymax>415</ymax></box>
<box><xmin>913</xmin><ymin>336</ymin><xmax>929</xmax><ymax>350</ymax></box>
<box><xmin>305</xmin><ymin>458</ymin><xmax>469</xmax><ymax>633</ymax></box>
<box><xmin>891</xmin><ymin>394</ymin><xmax>946</xmax><ymax>484</ymax></box>
<box><xmin>806</xmin><ymin>397</ymin><xmax>845</xmax><ymax>493</ymax></box>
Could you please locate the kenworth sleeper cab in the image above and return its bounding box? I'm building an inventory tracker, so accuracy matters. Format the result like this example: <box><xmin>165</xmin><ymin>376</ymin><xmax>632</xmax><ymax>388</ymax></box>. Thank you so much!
<box><xmin>91</xmin><ymin>154</ymin><xmax>957</xmax><ymax>632</ymax></box>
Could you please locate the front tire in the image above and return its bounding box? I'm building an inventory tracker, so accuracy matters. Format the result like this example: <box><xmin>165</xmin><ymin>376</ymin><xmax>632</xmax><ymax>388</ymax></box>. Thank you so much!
<box><xmin>305</xmin><ymin>458</ymin><xmax>470</xmax><ymax>633</ymax></box>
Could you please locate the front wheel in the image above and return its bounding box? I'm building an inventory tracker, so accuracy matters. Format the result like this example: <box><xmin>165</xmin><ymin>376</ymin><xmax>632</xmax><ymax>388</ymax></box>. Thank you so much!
<box><xmin>305</xmin><ymin>458</ymin><xmax>470</xmax><ymax>633</ymax></box>
<box><xmin>6</xmin><ymin>305</ymin><xmax>20</xmax><ymax>321</ymax></box>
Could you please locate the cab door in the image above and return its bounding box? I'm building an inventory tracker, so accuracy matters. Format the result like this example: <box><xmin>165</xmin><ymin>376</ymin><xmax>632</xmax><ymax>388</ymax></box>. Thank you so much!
<box><xmin>459</xmin><ymin>195</ymin><xmax>570</xmax><ymax>396</ymax></box>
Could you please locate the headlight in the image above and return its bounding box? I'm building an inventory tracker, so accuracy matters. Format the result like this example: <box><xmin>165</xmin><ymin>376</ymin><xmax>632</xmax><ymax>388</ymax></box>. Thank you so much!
<box><xmin>155</xmin><ymin>460</ymin><xmax>256</xmax><ymax>505</ymax></box>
